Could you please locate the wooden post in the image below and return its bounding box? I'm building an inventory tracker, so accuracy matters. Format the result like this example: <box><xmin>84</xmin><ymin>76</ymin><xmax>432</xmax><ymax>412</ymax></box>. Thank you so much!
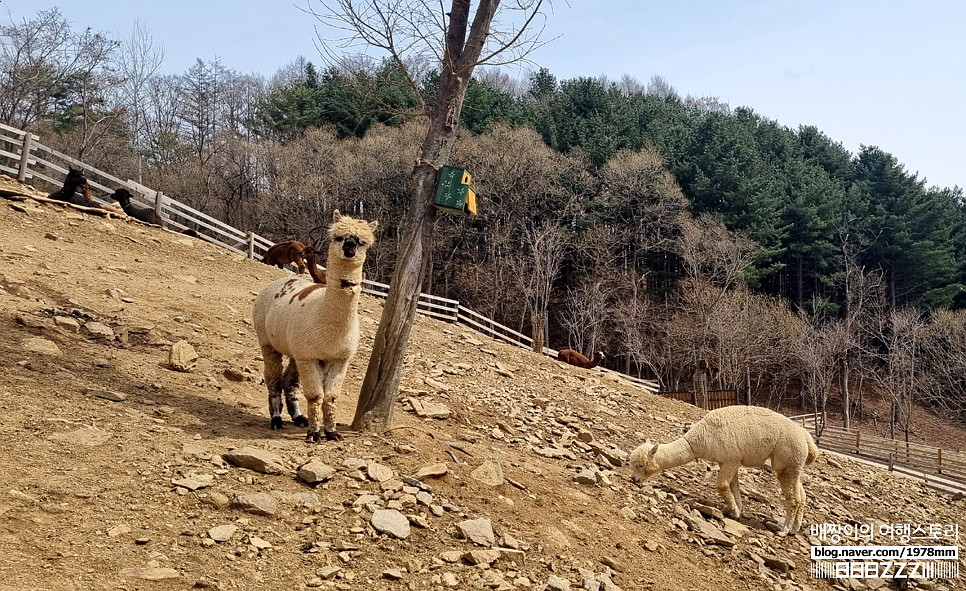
<box><xmin>855</xmin><ymin>430</ymin><xmax>861</xmax><ymax>453</ymax></box>
<box><xmin>938</xmin><ymin>448</ymin><xmax>943</xmax><ymax>474</ymax></box>
<box><xmin>888</xmin><ymin>453</ymin><xmax>894</xmax><ymax>472</ymax></box>
<box><xmin>154</xmin><ymin>191</ymin><xmax>164</xmax><ymax>218</ymax></box>
<box><xmin>247</xmin><ymin>232</ymin><xmax>255</xmax><ymax>259</ymax></box>
<box><xmin>17</xmin><ymin>133</ymin><xmax>33</xmax><ymax>181</ymax></box>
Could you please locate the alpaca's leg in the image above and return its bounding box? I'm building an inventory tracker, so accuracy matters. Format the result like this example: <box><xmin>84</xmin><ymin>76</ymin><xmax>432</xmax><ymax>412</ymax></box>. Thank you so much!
<box><xmin>296</xmin><ymin>358</ymin><xmax>326</xmax><ymax>442</ymax></box>
<box><xmin>319</xmin><ymin>360</ymin><xmax>347</xmax><ymax>441</ymax></box>
<box><xmin>280</xmin><ymin>359</ymin><xmax>308</xmax><ymax>427</ymax></box>
<box><xmin>715</xmin><ymin>464</ymin><xmax>741</xmax><ymax>519</ymax></box>
<box><xmin>776</xmin><ymin>469</ymin><xmax>803</xmax><ymax>534</ymax></box>
<box><xmin>791</xmin><ymin>480</ymin><xmax>807</xmax><ymax>533</ymax></box>
<box><xmin>261</xmin><ymin>345</ymin><xmax>285</xmax><ymax>430</ymax></box>
<box><xmin>729</xmin><ymin>472</ymin><xmax>743</xmax><ymax>517</ymax></box>
<box><xmin>295</xmin><ymin>258</ymin><xmax>306</xmax><ymax>274</ymax></box>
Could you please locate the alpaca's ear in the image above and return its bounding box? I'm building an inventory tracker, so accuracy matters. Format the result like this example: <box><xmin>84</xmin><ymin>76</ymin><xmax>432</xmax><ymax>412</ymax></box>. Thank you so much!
<box><xmin>332</xmin><ymin>209</ymin><xmax>342</xmax><ymax>221</ymax></box>
<box><xmin>647</xmin><ymin>442</ymin><xmax>659</xmax><ymax>460</ymax></box>
<box><xmin>368</xmin><ymin>220</ymin><xmax>379</xmax><ymax>232</ymax></box>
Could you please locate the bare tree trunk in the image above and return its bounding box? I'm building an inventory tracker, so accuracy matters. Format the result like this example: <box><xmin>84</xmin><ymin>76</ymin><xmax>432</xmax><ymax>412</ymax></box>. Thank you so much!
<box><xmin>841</xmin><ymin>357</ymin><xmax>850</xmax><ymax>429</ymax></box>
<box><xmin>353</xmin><ymin>0</ymin><xmax>500</xmax><ymax>431</ymax></box>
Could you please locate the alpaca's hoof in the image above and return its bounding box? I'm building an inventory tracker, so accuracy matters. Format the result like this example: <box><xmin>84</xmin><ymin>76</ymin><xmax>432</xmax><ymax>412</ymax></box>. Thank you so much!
<box><xmin>306</xmin><ymin>429</ymin><xmax>322</xmax><ymax>443</ymax></box>
<box><xmin>292</xmin><ymin>415</ymin><xmax>308</xmax><ymax>428</ymax></box>
<box><xmin>324</xmin><ymin>429</ymin><xmax>343</xmax><ymax>442</ymax></box>
<box><xmin>270</xmin><ymin>416</ymin><xmax>284</xmax><ymax>430</ymax></box>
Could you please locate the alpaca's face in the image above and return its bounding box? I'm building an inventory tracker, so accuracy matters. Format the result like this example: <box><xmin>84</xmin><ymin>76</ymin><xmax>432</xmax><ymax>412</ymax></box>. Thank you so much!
<box><xmin>327</xmin><ymin>211</ymin><xmax>378</xmax><ymax>263</ymax></box>
<box><xmin>629</xmin><ymin>441</ymin><xmax>661</xmax><ymax>483</ymax></box>
<box><xmin>66</xmin><ymin>168</ymin><xmax>87</xmax><ymax>187</ymax></box>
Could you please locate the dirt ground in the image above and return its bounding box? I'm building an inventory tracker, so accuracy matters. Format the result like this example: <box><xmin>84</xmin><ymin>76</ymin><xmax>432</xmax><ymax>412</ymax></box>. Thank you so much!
<box><xmin>0</xmin><ymin>176</ymin><xmax>963</xmax><ymax>591</ymax></box>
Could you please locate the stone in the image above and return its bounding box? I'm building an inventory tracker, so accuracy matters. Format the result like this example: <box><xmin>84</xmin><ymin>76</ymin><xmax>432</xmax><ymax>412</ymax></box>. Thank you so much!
<box><xmin>762</xmin><ymin>554</ymin><xmax>795</xmax><ymax>573</ymax></box>
<box><xmin>440</xmin><ymin>551</ymin><xmax>463</xmax><ymax>563</ymax></box>
<box><xmin>107</xmin><ymin>524</ymin><xmax>131</xmax><ymax>537</ymax></box>
<box><xmin>232</xmin><ymin>492</ymin><xmax>279</xmax><ymax>516</ymax></box>
<box><xmin>119</xmin><ymin>567</ymin><xmax>179</xmax><ymax>581</ymax></box>
<box><xmin>721</xmin><ymin>517</ymin><xmax>751</xmax><ymax>537</ymax></box>
<box><xmin>470</xmin><ymin>459</ymin><xmax>504</xmax><ymax>486</ymax></box>
<box><xmin>546</xmin><ymin>574</ymin><xmax>572</xmax><ymax>591</ymax></box>
<box><xmin>292</xmin><ymin>492</ymin><xmax>320</xmax><ymax>509</ymax></box>
<box><xmin>22</xmin><ymin>337</ymin><xmax>60</xmax><ymax>356</ymax></box>
<box><xmin>298</xmin><ymin>460</ymin><xmax>336</xmax><ymax>483</ymax></box>
<box><xmin>457</xmin><ymin>518</ymin><xmax>495</xmax><ymax>547</ymax></box>
<box><xmin>53</xmin><ymin>316</ymin><xmax>80</xmax><ymax>333</ymax></box>
<box><xmin>367</xmin><ymin>461</ymin><xmax>394</xmax><ymax>483</ymax></box>
<box><xmin>15</xmin><ymin>313</ymin><xmax>50</xmax><ymax>329</ymax></box>
<box><xmin>171</xmin><ymin>474</ymin><xmax>213</xmax><ymax>491</ymax></box>
<box><xmin>414</xmin><ymin>463</ymin><xmax>449</xmax><ymax>479</ymax></box>
<box><xmin>690</xmin><ymin>502</ymin><xmax>725</xmax><ymax>520</ymax></box>
<box><xmin>83</xmin><ymin>321</ymin><xmax>114</xmax><ymax>339</ymax></box>
<box><xmin>169</xmin><ymin>340</ymin><xmax>199</xmax><ymax>372</ymax></box>
<box><xmin>601</xmin><ymin>556</ymin><xmax>626</xmax><ymax>573</ymax></box>
<box><xmin>462</xmin><ymin>549</ymin><xmax>501</xmax><ymax>566</ymax></box>
<box><xmin>208</xmin><ymin>524</ymin><xmax>237</xmax><ymax>542</ymax></box>
<box><xmin>81</xmin><ymin>387</ymin><xmax>126</xmax><ymax>402</ymax></box>
<box><xmin>223</xmin><ymin>447</ymin><xmax>286</xmax><ymax>474</ymax></box>
<box><xmin>316</xmin><ymin>566</ymin><xmax>341</xmax><ymax>580</ymax></box>
<box><xmin>410</xmin><ymin>399</ymin><xmax>452</xmax><ymax>419</ymax></box>
<box><xmin>382</xmin><ymin>568</ymin><xmax>404</xmax><ymax>580</ymax></box>
<box><xmin>441</xmin><ymin>572</ymin><xmax>459</xmax><ymax>587</ymax></box>
<box><xmin>223</xmin><ymin>368</ymin><xmax>247</xmax><ymax>382</ymax></box>
<box><xmin>248</xmin><ymin>535</ymin><xmax>272</xmax><ymax>550</ymax></box>
<box><xmin>203</xmin><ymin>491</ymin><xmax>230</xmax><ymax>509</ymax></box>
<box><xmin>687</xmin><ymin>515</ymin><xmax>735</xmax><ymax>547</ymax></box>
<box><xmin>371</xmin><ymin>509</ymin><xmax>410</xmax><ymax>540</ymax></box>
<box><xmin>574</xmin><ymin>469</ymin><xmax>598</xmax><ymax>485</ymax></box>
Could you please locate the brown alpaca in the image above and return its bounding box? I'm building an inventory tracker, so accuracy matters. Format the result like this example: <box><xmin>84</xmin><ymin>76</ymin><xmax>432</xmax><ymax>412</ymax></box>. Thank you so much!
<box><xmin>558</xmin><ymin>349</ymin><xmax>605</xmax><ymax>369</ymax></box>
<box><xmin>301</xmin><ymin>245</ymin><xmax>327</xmax><ymax>285</ymax></box>
<box><xmin>263</xmin><ymin>240</ymin><xmax>307</xmax><ymax>274</ymax></box>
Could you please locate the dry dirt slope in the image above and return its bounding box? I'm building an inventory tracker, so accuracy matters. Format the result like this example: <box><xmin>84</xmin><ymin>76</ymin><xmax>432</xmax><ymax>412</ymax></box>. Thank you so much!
<box><xmin>0</xmin><ymin>179</ymin><xmax>963</xmax><ymax>591</ymax></box>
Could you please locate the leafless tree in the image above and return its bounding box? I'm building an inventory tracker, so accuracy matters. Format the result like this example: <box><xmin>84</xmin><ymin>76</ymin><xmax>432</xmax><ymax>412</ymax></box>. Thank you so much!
<box><xmin>791</xmin><ymin>306</ymin><xmax>846</xmax><ymax>435</ymax></box>
<box><xmin>0</xmin><ymin>8</ymin><xmax>119</xmax><ymax>129</ymax></box>
<box><xmin>560</xmin><ymin>279</ymin><xmax>610</xmax><ymax>357</ymax></box>
<box><xmin>114</xmin><ymin>20</ymin><xmax>165</xmax><ymax>182</ymax></box>
<box><xmin>510</xmin><ymin>221</ymin><xmax>567</xmax><ymax>352</ymax></box>
<box><xmin>867</xmin><ymin>307</ymin><xmax>925</xmax><ymax>441</ymax></box>
<box><xmin>303</xmin><ymin>1</ymin><xmax>554</xmax><ymax>432</ymax></box>
<box><xmin>675</xmin><ymin>213</ymin><xmax>758</xmax><ymax>407</ymax></box>
<box><xmin>921</xmin><ymin>309</ymin><xmax>966</xmax><ymax>423</ymax></box>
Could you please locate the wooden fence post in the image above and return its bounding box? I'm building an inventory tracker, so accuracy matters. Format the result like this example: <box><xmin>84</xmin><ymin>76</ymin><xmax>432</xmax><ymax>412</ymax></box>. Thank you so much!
<box><xmin>938</xmin><ymin>448</ymin><xmax>943</xmax><ymax>474</ymax></box>
<box><xmin>855</xmin><ymin>430</ymin><xmax>861</xmax><ymax>453</ymax></box>
<box><xmin>247</xmin><ymin>232</ymin><xmax>255</xmax><ymax>259</ymax></box>
<box><xmin>154</xmin><ymin>191</ymin><xmax>164</xmax><ymax>218</ymax></box>
<box><xmin>17</xmin><ymin>133</ymin><xmax>33</xmax><ymax>181</ymax></box>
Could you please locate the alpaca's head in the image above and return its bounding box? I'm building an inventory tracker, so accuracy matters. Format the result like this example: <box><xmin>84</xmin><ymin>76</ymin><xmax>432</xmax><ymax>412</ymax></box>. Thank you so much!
<box><xmin>629</xmin><ymin>440</ymin><xmax>661</xmax><ymax>483</ymax></box>
<box><xmin>111</xmin><ymin>188</ymin><xmax>134</xmax><ymax>207</ymax></box>
<box><xmin>327</xmin><ymin>210</ymin><xmax>378</xmax><ymax>264</ymax></box>
<box><xmin>65</xmin><ymin>168</ymin><xmax>87</xmax><ymax>188</ymax></box>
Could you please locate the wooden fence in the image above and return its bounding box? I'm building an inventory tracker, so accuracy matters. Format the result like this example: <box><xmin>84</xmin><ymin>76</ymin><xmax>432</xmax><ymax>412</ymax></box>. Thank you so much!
<box><xmin>0</xmin><ymin>124</ymin><xmax>665</xmax><ymax>393</ymax></box>
<box><xmin>658</xmin><ymin>389</ymin><xmax>740</xmax><ymax>410</ymax></box>
<box><xmin>790</xmin><ymin>413</ymin><xmax>966</xmax><ymax>487</ymax></box>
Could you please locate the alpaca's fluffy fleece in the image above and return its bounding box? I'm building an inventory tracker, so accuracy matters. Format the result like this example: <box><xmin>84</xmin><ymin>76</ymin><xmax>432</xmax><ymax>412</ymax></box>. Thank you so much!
<box><xmin>251</xmin><ymin>211</ymin><xmax>377</xmax><ymax>441</ymax></box>
<box><xmin>629</xmin><ymin>406</ymin><xmax>819</xmax><ymax>534</ymax></box>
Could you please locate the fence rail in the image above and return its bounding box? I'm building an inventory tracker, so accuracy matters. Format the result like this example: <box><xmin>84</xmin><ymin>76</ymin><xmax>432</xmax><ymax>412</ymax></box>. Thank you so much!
<box><xmin>658</xmin><ymin>389</ymin><xmax>739</xmax><ymax>410</ymax></box>
<box><xmin>0</xmin><ymin>123</ymin><xmax>665</xmax><ymax>394</ymax></box>
<box><xmin>790</xmin><ymin>413</ymin><xmax>966</xmax><ymax>487</ymax></box>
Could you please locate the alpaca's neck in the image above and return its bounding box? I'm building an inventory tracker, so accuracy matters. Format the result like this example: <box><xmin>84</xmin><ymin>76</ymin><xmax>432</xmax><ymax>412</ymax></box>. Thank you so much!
<box><xmin>656</xmin><ymin>437</ymin><xmax>697</xmax><ymax>471</ymax></box>
<box><xmin>320</xmin><ymin>257</ymin><xmax>364</xmax><ymax>312</ymax></box>
<box><xmin>586</xmin><ymin>354</ymin><xmax>601</xmax><ymax>369</ymax></box>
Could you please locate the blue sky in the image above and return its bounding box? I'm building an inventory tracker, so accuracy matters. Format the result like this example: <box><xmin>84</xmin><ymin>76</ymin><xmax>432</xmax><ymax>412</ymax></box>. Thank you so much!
<box><xmin>7</xmin><ymin>0</ymin><xmax>965</xmax><ymax>190</ymax></box>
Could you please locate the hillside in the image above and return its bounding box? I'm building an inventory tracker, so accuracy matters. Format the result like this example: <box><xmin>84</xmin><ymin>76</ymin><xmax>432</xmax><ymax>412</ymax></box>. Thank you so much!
<box><xmin>0</xmin><ymin>177</ymin><xmax>962</xmax><ymax>591</ymax></box>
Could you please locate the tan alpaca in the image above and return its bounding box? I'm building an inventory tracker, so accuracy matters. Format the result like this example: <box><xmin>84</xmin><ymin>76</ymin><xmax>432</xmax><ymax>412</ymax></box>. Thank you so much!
<box><xmin>629</xmin><ymin>406</ymin><xmax>819</xmax><ymax>534</ymax></box>
<box><xmin>251</xmin><ymin>211</ymin><xmax>377</xmax><ymax>441</ymax></box>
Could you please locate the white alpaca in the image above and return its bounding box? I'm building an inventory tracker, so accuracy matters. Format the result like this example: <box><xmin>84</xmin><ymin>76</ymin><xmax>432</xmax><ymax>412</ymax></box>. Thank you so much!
<box><xmin>252</xmin><ymin>210</ymin><xmax>377</xmax><ymax>442</ymax></box>
<box><xmin>629</xmin><ymin>406</ymin><xmax>819</xmax><ymax>534</ymax></box>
